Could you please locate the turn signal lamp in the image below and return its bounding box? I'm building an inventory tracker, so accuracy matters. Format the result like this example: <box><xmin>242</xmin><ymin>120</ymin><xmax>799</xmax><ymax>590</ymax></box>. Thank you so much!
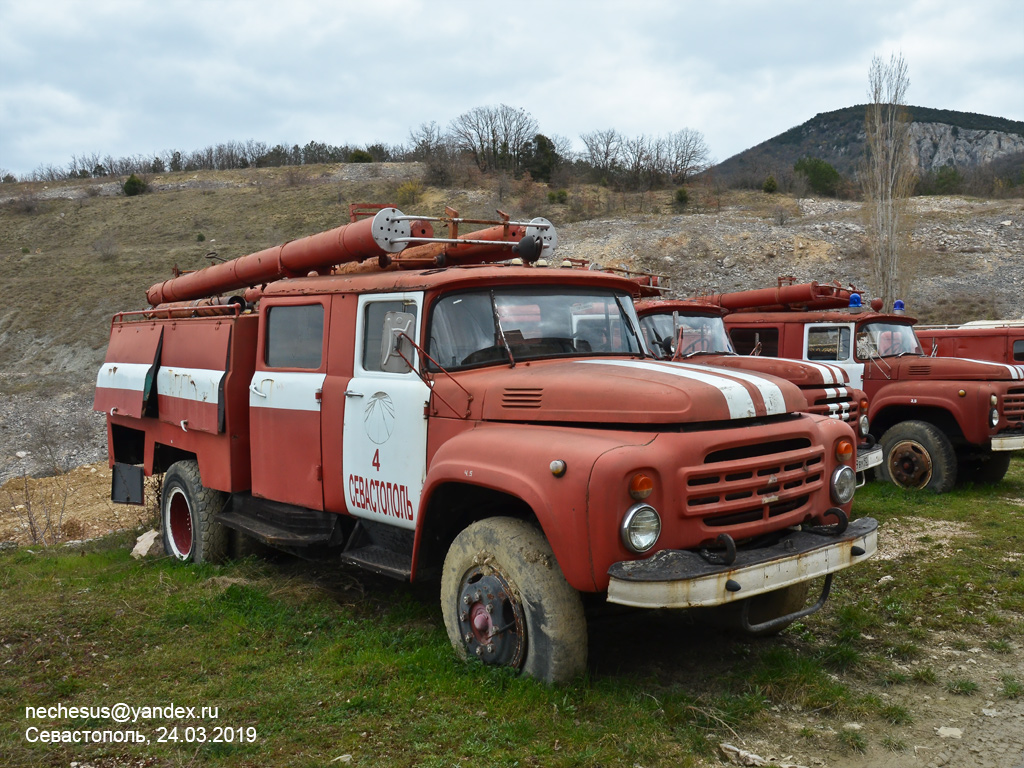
<box><xmin>628</xmin><ymin>473</ymin><xmax>654</xmax><ymax>500</ymax></box>
<box><xmin>835</xmin><ymin>439</ymin><xmax>854</xmax><ymax>463</ymax></box>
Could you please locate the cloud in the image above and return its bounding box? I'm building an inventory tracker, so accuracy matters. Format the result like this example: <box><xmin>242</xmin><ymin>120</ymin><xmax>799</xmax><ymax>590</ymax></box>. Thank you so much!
<box><xmin>1</xmin><ymin>0</ymin><xmax>1021</xmax><ymax>177</ymax></box>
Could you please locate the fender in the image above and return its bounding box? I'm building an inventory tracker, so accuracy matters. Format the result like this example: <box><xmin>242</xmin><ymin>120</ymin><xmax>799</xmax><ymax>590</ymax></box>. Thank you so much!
<box><xmin>867</xmin><ymin>382</ymin><xmax>985</xmax><ymax>443</ymax></box>
<box><xmin>417</xmin><ymin>422</ymin><xmax>652</xmax><ymax>591</ymax></box>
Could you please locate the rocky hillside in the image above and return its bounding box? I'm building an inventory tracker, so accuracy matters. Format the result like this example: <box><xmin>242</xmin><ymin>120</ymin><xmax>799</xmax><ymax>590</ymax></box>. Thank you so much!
<box><xmin>715</xmin><ymin>105</ymin><xmax>1024</xmax><ymax>186</ymax></box>
<box><xmin>555</xmin><ymin>194</ymin><xmax>1024</xmax><ymax>321</ymax></box>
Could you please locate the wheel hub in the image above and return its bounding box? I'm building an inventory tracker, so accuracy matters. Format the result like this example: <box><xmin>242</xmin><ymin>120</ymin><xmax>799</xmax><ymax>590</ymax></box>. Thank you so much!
<box><xmin>888</xmin><ymin>439</ymin><xmax>932</xmax><ymax>488</ymax></box>
<box><xmin>456</xmin><ymin>567</ymin><xmax>526</xmax><ymax>668</ymax></box>
<box><xmin>167</xmin><ymin>489</ymin><xmax>193</xmax><ymax>557</ymax></box>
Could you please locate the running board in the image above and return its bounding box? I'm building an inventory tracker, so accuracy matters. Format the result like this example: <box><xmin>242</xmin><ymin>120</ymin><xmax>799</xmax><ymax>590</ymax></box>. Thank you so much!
<box><xmin>216</xmin><ymin>494</ymin><xmax>343</xmax><ymax>548</ymax></box>
<box><xmin>340</xmin><ymin>520</ymin><xmax>414</xmax><ymax>580</ymax></box>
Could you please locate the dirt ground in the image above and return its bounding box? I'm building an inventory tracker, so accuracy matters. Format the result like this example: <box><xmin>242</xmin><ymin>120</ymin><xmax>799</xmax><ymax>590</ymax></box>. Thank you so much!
<box><xmin>1</xmin><ymin>469</ymin><xmax>1021</xmax><ymax>768</ymax></box>
<box><xmin>0</xmin><ymin>462</ymin><xmax>153</xmax><ymax>546</ymax></box>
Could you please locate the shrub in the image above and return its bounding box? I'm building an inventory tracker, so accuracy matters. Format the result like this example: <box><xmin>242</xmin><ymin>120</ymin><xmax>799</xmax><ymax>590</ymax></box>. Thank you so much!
<box><xmin>196</xmin><ymin>233</ymin><xmax>206</xmax><ymax>242</ymax></box>
<box><xmin>674</xmin><ymin>187</ymin><xmax>689</xmax><ymax>207</ymax></box>
<box><xmin>122</xmin><ymin>174</ymin><xmax>147</xmax><ymax>196</ymax></box>
<box><xmin>763</xmin><ymin>175</ymin><xmax>778</xmax><ymax>193</ymax></box>
<box><xmin>794</xmin><ymin>157</ymin><xmax>841</xmax><ymax>196</ymax></box>
<box><xmin>349</xmin><ymin>149</ymin><xmax>374</xmax><ymax>163</ymax></box>
<box><xmin>546</xmin><ymin>189</ymin><xmax>568</xmax><ymax>204</ymax></box>
<box><xmin>395</xmin><ymin>180</ymin><xmax>423</xmax><ymax>207</ymax></box>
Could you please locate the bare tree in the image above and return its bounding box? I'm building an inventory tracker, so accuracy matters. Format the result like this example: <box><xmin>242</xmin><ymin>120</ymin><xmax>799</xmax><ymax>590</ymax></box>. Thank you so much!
<box><xmin>862</xmin><ymin>52</ymin><xmax>915</xmax><ymax>310</ymax></box>
<box><xmin>580</xmin><ymin>128</ymin><xmax>622</xmax><ymax>179</ymax></box>
<box><xmin>665</xmin><ymin>128</ymin><xmax>710</xmax><ymax>184</ymax></box>
<box><xmin>449</xmin><ymin>104</ymin><xmax>538</xmax><ymax>175</ymax></box>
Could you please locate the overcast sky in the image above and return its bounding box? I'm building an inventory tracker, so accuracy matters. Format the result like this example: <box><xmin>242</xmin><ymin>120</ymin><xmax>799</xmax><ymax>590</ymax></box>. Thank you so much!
<box><xmin>2</xmin><ymin>0</ymin><xmax>1022</xmax><ymax>178</ymax></box>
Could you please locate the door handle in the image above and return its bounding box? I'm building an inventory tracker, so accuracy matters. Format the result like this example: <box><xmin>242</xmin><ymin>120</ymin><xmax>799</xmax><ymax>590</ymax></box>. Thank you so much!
<box><xmin>249</xmin><ymin>382</ymin><xmax>268</xmax><ymax>398</ymax></box>
<box><xmin>344</xmin><ymin>390</ymin><xmax>364</xmax><ymax>398</ymax></box>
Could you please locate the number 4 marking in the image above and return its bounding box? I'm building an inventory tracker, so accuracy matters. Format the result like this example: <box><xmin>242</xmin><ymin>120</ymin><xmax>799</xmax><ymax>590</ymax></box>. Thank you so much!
<box><xmin>372</xmin><ymin>449</ymin><xmax>381</xmax><ymax>471</ymax></box>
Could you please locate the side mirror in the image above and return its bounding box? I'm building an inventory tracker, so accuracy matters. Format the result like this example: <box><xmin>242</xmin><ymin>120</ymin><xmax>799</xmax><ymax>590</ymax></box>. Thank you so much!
<box><xmin>381</xmin><ymin>311</ymin><xmax>416</xmax><ymax>373</ymax></box>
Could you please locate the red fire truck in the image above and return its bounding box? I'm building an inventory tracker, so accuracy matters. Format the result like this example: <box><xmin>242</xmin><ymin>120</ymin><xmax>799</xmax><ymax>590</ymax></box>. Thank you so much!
<box><xmin>916</xmin><ymin>321</ymin><xmax>1024</xmax><ymax>369</ymax></box>
<box><xmin>94</xmin><ymin>210</ymin><xmax>875</xmax><ymax>682</ymax></box>
<box><xmin>633</xmin><ymin>298</ymin><xmax>882</xmax><ymax>482</ymax></box>
<box><xmin>702</xmin><ymin>281</ymin><xmax>1024</xmax><ymax>492</ymax></box>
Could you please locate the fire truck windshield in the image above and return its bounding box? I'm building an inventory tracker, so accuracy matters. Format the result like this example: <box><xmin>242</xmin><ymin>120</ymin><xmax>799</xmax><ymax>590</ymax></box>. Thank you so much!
<box><xmin>855</xmin><ymin>322</ymin><xmax>923</xmax><ymax>359</ymax></box>
<box><xmin>638</xmin><ymin>312</ymin><xmax>734</xmax><ymax>359</ymax></box>
<box><xmin>428</xmin><ymin>287</ymin><xmax>644</xmax><ymax>369</ymax></box>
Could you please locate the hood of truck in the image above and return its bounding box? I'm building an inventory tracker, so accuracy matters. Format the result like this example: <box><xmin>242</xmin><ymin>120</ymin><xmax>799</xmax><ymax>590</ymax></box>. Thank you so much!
<box><xmin>692</xmin><ymin>354</ymin><xmax>849</xmax><ymax>388</ymax></box>
<box><xmin>471</xmin><ymin>357</ymin><xmax>807</xmax><ymax>424</ymax></box>
<box><xmin>888</xmin><ymin>356</ymin><xmax>1024</xmax><ymax>382</ymax></box>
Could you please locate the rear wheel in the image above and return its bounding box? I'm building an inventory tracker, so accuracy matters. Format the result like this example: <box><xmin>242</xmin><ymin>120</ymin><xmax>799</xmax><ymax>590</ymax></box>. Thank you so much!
<box><xmin>877</xmin><ymin>420</ymin><xmax>956</xmax><ymax>493</ymax></box>
<box><xmin>161</xmin><ymin>460</ymin><xmax>228</xmax><ymax>563</ymax></box>
<box><xmin>440</xmin><ymin>517</ymin><xmax>587</xmax><ymax>684</ymax></box>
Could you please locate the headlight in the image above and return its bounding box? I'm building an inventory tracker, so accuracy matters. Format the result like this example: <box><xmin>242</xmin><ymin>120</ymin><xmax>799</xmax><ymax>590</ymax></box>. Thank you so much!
<box><xmin>990</xmin><ymin>408</ymin><xmax>1000</xmax><ymax>427</ymax></box>
<box><xmin>621</xmin><ymin>503</ymin><xmax>661</xmax><ymax>553</ymax></box>
<box><xmin>859</xmin><ymin>414</ymin><xmax>870</xmax><ymax>437</ymax></box>
<box><xmin>830</xmin><ymin>465</ymin><xmax>856</xmax><ymax>505</ymax></box>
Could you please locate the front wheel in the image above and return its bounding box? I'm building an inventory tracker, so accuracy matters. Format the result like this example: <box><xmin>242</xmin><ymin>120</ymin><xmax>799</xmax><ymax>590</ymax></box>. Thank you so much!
<box><xmin>161</xmin><ymin>460</ymin><xmax>228</xmax><ymax>563</ymax></box>
<box><xmin>877</xmin><ymin>420</ymin><xmax>956</xmax><ymax>493</ymax></box>
<box><xmin>440</xmin><ymin>517</ymin><xmax>587</xmax><ymax>684</ymax></box>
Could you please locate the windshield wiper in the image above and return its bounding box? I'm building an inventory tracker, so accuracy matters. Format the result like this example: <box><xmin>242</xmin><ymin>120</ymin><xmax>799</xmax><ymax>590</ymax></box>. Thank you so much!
<box><xmin>489</xmin><ymin>291</ymin><xmax>515</xmax><ymax>368</ymax></box>
<box><xmin>683</xmin><ymin>350</ymin><xmax>726</xmax><ymax>359</ymax></box>
<box><xmin>615</xmin><ymin>295</ymin><xmax>647</xmax><ymax>358</ymax></box>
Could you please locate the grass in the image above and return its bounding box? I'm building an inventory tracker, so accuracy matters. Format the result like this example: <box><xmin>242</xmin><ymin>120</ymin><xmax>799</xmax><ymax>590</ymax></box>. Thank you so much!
<box><xmin>3</xmin><ymin>458</ymin><xmax>1023</xmax><ymax>766</ymax></box>
<box><xmin>2</xmin><ymin>536</ymin><xmax>759</xmax><ymax>767</ymax></box>
<box><xmin>1002</xmin><ymin>675</ymin><xmax>1023</xmax><ymax>699</ymax></box>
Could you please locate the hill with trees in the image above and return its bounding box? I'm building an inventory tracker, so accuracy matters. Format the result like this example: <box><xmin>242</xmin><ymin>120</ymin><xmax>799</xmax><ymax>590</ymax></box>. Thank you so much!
<box><xmin>712</xmin><ymin>105</ymin><xmax>1024</xmax><ymax>196</ymax></box>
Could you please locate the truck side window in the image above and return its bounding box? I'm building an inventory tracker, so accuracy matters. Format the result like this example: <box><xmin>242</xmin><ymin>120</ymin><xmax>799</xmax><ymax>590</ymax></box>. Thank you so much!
<box><xmin>265</xmin><ymin>304</ymin><xmax>324</xmax><ymax>369</ymax></box>
<box><xmin>807</xmin><ymin>327</ymin><xmax>851</xmax><ymax>361</ymax></box>
<box><xmin>730</xmin><ymin>328</ymin><xmax>779</xmax><ymax>356</ymax></box>
<box><xmin>1014</xmin><ymin>340</ymin><xmax>1024</xmax><ymax>362</ymax></box>
<box><xmin>363</xmin><ymin>300</ymin><xmax>418</xmax><ymax>372</ymax></box>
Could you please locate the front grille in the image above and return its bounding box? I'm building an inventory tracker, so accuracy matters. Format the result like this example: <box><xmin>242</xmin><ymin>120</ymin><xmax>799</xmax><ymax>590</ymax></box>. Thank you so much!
<box><xmin>804</xmin><ymin>386</ymin><xmax>857</xmax><ymax>424</ymax></box>
<box><xmin>684</xmin><ymin>437</ymin><xmax>824</xmax><ymax>530</ymax></box>
<box><xmin>501</xmin><ymin>387</ymin><xmax>542</xmax><ymax>409</ymax></box>
<box><xmin>1004</xmin><ymin>387</ymin><xmax>1024</xmax><ymax>421</ymax></box>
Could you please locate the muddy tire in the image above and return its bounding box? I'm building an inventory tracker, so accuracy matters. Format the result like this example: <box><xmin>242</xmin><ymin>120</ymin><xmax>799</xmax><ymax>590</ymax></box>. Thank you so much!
<box><xmin>161</xmin><ymin>460</ymin><xmax>228</xmax><ymax>563</ymax></box>
<box><xmin>440</xmin><ymin>517</ymin><xmax>587</xmax><ymax>684</ymax></box>
<box><xmin>958</xmin><ymin>450</ymin><xmax>1012</xmax><ymax>486</ymax></box>
<box><xmin>877</xmin><ymin>420</ymin><xmax>956</xmax><ymax>493</ymax></box>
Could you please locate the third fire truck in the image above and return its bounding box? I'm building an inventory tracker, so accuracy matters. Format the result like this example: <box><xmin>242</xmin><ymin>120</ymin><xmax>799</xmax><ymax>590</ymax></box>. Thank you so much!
<box><xmin>698</xmin><ymin>280</ymin><xmax>1024</xmax><ymax>492</ymax></box>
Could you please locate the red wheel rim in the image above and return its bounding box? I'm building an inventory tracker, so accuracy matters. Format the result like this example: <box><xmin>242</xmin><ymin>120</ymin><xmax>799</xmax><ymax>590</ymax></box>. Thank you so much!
<box><xmin>167</xmin><ymin>489</ymin><xmax>193</xmax><ymax>557</ymax></box>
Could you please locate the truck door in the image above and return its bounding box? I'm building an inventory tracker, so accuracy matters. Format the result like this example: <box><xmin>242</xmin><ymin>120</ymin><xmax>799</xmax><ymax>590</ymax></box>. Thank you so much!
<box><xmin>804</xmin><ymin>323</ymin><xmax>863</xmax><ymax>389</ymax></box>
<box><xmin>342</xmin><ymin>293</ymin><xmax>430</xmax><ymax>530</ymax></box>
<box><xmin>249</xmin><ymin>298</ymin><xmax>329</xmax><ymax>510</ymax></box>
